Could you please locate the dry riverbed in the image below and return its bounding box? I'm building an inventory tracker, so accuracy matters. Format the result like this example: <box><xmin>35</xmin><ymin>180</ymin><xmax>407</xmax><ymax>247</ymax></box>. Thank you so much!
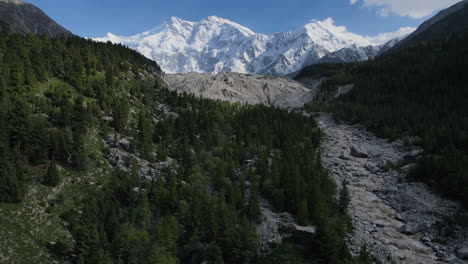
<box><xmin>315</xmin><ymin>113</ymin><xmax>467</xmax><ymax>264</ymax></box>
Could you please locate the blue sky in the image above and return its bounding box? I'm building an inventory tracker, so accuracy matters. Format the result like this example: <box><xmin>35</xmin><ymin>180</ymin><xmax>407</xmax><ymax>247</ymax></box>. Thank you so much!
<box><xmin>27</xmin><ymin>0</ymin><xmax>461</xmax><ymax>37</ymax></box>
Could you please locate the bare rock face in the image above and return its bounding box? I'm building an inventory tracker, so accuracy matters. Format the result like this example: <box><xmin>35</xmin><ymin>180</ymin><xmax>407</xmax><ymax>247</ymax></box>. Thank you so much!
<box><xmin>165</xmin><ymin>72</ymin><xmax>317</xmax><ymax>108</ymax></box>
<box><xmin>257</xmin><ymin>200</ymin><xmax>295</xmax><ymax>253</ymax></box>
<box><xmin>0</xmin><ymin>0</ymin><xmax>73</xmax><ymax>37</ymax></box>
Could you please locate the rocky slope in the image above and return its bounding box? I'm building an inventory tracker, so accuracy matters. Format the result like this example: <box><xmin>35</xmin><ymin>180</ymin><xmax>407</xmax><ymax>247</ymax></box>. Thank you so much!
<box><xmin>0</xmin><ymin>0</ymin><xmax>73</xmax><ymax>37</ymax></box>
<box><xmin>165</xmin><ymin>72</ymin><xmax>319</xmax><ymax>108</ymax></box>
<box><xmin>315</xmin><ymin>113</ymin><xmax>467</xmax><ymax>264</ymax></box>
<box><xmin>95</xmin><ymin>17</ymin><xmax>412</xmax><ymax>75</ymax></box>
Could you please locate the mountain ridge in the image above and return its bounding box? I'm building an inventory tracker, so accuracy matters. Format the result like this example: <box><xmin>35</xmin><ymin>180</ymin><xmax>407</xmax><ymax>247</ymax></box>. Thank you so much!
<box><xmin>0</xmin><ymin>0</ymin><xmax>73</xmax><ymax>37</ymax></box>
<box><xmin>395</xmin><ymin>0</ymin><xmax>468</xmax><ymax>48</ymax></box>
<box><xmin>95</xmin><ymin>16</ymin><xmax>413</xmax><ymax>75</ymax></box>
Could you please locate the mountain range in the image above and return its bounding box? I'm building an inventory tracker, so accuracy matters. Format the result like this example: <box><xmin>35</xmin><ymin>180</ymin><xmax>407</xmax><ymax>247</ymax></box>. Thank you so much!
<box><xmin>95</xmin><ymin>17</ymin><xmax>414</xmax><ymax>76</ymax></box>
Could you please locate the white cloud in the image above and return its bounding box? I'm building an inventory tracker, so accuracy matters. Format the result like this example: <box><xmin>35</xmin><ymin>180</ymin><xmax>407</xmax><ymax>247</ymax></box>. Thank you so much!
<box><xmin>366</xmin><ymin>26</ymin><xmax>416</xmax><ymax>44</ymax></box>
<box><xmin>350</xmin><ymin>0</ymin><xmax>463</xmax><ymax>18</ymax></box>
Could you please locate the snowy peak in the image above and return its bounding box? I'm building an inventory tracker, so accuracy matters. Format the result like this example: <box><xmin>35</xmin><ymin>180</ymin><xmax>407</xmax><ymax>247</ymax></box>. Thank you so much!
<box><xmin>316</xmin><ymin>45</ymin><xmax>381</xmax><ymax>64</ymax></box>
<box><xmin>302</xmin><ymin>18</ymin><xmax>372</xmax><ymax>47</ymax></box>
<box><xmin>202</xmin><ymin>16</ymin><xmax>255</xmax><ymax>36</ymax></box>
<box><xmin>95</xmin><ymin>17</ymin><xmax>412</xmax><ymax>75</ymax></box>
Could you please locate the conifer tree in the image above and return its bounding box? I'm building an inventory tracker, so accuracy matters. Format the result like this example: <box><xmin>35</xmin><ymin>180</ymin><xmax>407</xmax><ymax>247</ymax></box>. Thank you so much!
<box><xmin>44</xmin><ymin>159</ymin><xmax>60</xmax><ymax>187</ymax></box>
<box><xmin>0</xmin><ymin>141</ymin><xmax>21</xmax><ymax>203</ymax></box>
<box><xmin>297</xmin><ymin>199</ymin><xmax>309</xmax><ymax>225</ymax></box>
<box><xmin>137</xmin><ymin>111</ymin><xmax>153</xmax><ymax>160</ymax></box>
<box><xmin>338</xmin><ymin>179</ymin><xmax>350</xmax><ymax>215</ymax></box>
<box><xmin>113</xmin><ymin>99</ymin><xmax>130</xmax><ymax>133</ymax></box>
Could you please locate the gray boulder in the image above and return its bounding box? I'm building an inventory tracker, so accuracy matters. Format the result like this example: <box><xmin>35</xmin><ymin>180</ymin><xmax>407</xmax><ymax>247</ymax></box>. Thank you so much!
<box><xmin>365</xmin><ymin>162</ymin><xmax>380</xmax><ymax>174</ymax></box>
<box><xmin>399</xmin><ymin>223</ymin><xmax>419</xmax><ymax>235</ymax></box>
<box><xmin>102</xmin><ymin>116</ymin><xmax>113</xmax><ymax>122</ymax></box>
<box><xmin>401</xmin><ymin>163</ymin><xmax>417</xmax><ymax>172</ymax></box>
<box><xmin>291</xmin><ymin>224</ymin><xmax>317</xmax><ymax>243</ymax></box>
<box><xmin>395</xmin><ymin>213</ymin><xmax>404</xmax><ymax>222</ymax></box>
<box><xmin>118</xmin><ymin>139</ymin><xmax>130</xmax><ymax>151</ymax></box>
<box><xmin>404</xmin><ymin>149</ymin><xmax>423</xmax><ymax>161</ymax></box>
<box><xmin>350</xmin><ymin>145</ymin><xmax>369</xmax><ymax>158</ymax></box>
<box><xmin>339</xmin><ymin>153</ymin><xmax>350</xmax><ymax>160</ymax></box>
<box><xmin>393</xmin><ymin>251</ymin><xmax>406</xmax><ymax>260</ymax></box>
<box><xmin>447</xmin><ymin>254</ymin><xmax>465</xmax><ymax>264</ymax></box>
<box><xmin>292</xmin><ymin>224</ymin><xmax>316</xmax><ymax>234</ymax></box>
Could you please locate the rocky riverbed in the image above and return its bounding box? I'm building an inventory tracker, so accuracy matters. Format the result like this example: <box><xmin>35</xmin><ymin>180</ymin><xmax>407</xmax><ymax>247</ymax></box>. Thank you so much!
<box><xmin>315</xmin><ymin>113</ymin><xmax>467</xmax><ymax>264</ymax></box>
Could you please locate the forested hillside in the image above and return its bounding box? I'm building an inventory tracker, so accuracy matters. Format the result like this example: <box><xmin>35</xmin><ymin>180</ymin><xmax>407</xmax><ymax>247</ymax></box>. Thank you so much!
<box><xmin>0</xmin><ymin>32</ymin><xmax>371</xmax><ymax>263</ymax></box>
<box><xmin>298</xmin><ymin>28</ymin><xmax>468</xmax><ymax>207</ymax></box>
<box><xmin>0</xmin><ymin>32</ymin><xmax>160</xmax><ymax>203</ymax></box>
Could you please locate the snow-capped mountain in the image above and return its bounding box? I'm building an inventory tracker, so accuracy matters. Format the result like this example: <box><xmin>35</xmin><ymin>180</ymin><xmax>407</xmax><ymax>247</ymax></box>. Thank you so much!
<box><xmin>95</xmin><ymin>16</ymin><xmax>412</xmax><ymax>75</ymax></box>
<box><xmin>316</xmin><ymin>45</ymin><xmax>381</xmax><ymax>64</ymax></box>
<box><xmin>316</xmin><ymin>30</ymin><xmax>413</xmax><ymax>64</ymax></box>
<box><xmin>376</xmin><ymin>36</ymin><xmax>409</xmax><ymax>56</ymax></box>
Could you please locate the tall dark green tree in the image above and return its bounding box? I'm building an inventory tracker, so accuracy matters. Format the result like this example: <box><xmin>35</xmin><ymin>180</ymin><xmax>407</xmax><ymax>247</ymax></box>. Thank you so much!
<box><xmin>137</xmin><ymin>111</ymin><xmax>153</xmax><ymax>160</ymax></box>
<box><xmin>0</xmin><ymin>140</ymin><xmax>22</xmax><ymax>203</ymax></box>
<box><xmin>113</xmin><ymin>99</ymin><xmax>130</xmax><ymax>133</ymax></box>
<box><xmin>43</xmin><ymin>159</ymin><xmax>60</xmax><ymax>187</ymax></box>
<box><xmin>338</xmin><ymin>180</ymin><xmax>350</xmax><ymax>215</ymax></box>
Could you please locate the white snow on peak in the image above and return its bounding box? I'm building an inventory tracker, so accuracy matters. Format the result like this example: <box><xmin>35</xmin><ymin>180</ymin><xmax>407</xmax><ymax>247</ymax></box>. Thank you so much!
<box><xmin>203</xmin><ymin>16</ymin><xmax>255</xmax><ymax>36</ymax></box>
<box><xmin>94</xmin><ymin>17</ymin><xmax>412</xmax><ymax>75</ymax></box>
<box><xmin>301</xmin><ymin>17</ymin><xmax>373</xmax><ymax>49</ymax></box>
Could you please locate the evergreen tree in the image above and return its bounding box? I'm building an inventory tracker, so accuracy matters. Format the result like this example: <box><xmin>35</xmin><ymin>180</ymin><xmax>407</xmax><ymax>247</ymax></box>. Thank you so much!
<box><xmin>28</xmin><ymin>117</ymin><xmax>50</xmax><ymax>165</ymax></box>
<box><xmin>338</xmin><ymin>179</ymin><xmax>350</xmax><ymax>215</ymax></box>
<box><xmin>297</xmin><ymin>199</ymin><xmax>309</xmax><ymax>225</ymax></box>
<box><xmin>113</xmin><ymin>99</ymin><xmax>130</xmax><ymax>133</ymax></box>
<box><xmin>137</xmin><ymin>111</ymin><xmax>153</xmax><ymax>160</ymax></box>
<box><xmin>147</xmin><ymin>245</ymin><xmax>177</xmax><ymax>264</ymax></box>
<box><xmin>43</xmin><ymin>159</ymin><xmax>60</xmax><ymax>187</ymax></box>
<box><xmin>0</xmin><ymin>141</ymin><xmax>21</xmax><ymax>203</ymax></box>
<box><xmin>245</xmin><ymin>182</ymin><xmax>261</xmax><ymax>223</ymax></box>
<box><xmin>50</xmin><ymin>129</ymin><xmax>71</xmax><ymax>163</ymax></box>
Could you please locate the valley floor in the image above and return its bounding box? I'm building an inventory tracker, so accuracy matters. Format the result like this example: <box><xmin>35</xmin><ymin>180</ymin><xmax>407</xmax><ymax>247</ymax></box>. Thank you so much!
<box><xmin>315</xmin><ymin>113</ymin><xmax>467</xmax><ymax>264</ymax></box>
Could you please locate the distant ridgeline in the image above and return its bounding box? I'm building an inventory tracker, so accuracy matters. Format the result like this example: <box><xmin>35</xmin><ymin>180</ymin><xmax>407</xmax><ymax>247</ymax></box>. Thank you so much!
<box><xmin>298</xmin><ymin>3</ymin><xmax>468</xmax><ymax>207</ymax></box>
<box><xmin>0</xmin><ymin>28</ymin><xmax>372</xmax><ymax>264</ymax></box>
